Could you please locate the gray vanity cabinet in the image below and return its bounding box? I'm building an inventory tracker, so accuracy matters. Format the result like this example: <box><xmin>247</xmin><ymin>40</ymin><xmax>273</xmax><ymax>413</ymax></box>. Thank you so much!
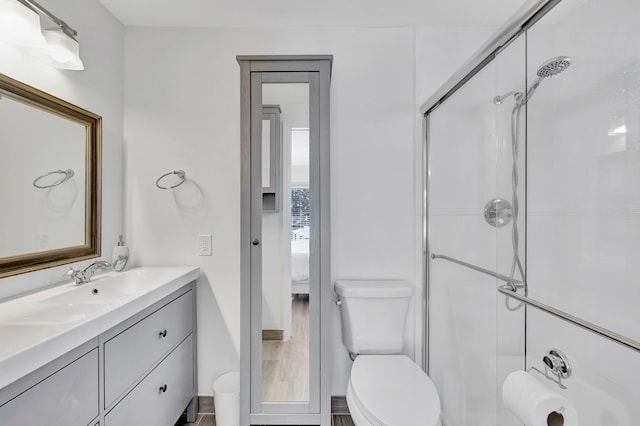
<box><xmin>0</xmin><ymin>283</ymin><xmax>197</xmax><ymax>426</ymax></box>
<box><xmin>103</xmin><ymin>290</ymin><xmax>194</xmax><ymax>407</ymax></box>
<box><xmin>0</xmin><ymin>346</ymin><xmax>99</xmax><ymax>426</ymax></box>
<box><xmin>105</xmin><ymin>334</ymin><xmax>194</xmax><ymax>425</ymax></box>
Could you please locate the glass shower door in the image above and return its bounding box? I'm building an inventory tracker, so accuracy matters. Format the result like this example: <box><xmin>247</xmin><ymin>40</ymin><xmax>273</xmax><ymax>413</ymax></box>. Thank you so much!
<box><xmin>425</xmin><ymin>35</ymin><xmax>526</xmax><ymax>426</ymax></box>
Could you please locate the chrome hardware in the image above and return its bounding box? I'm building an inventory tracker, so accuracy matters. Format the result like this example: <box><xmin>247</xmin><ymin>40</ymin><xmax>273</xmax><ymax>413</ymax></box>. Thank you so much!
<box><xmin>333</xmin><ymin>299</ymin><xmax>342</xmax><ymax>306</ymax></box>
<box><xmin>498</xmin><ymin>285</ymin><xmax>640</xmax><ymax>354</ymax></box>
<box><xmin>65</xmin><ymin>261</ymin><xmax>112</xmax><ymax>285</ymax></box>
<box><xmin>431</xmin><ymin>253</ymin><xmax>522</xmax><ymax>287</ymax></box>
<box><xmin>159</xmin><ymin>384</ymin><xmax>168</xmax><ymax>393</ymax></box>
<box><xmin>33</xmin><ymin>169</ymin><xmax>74</xmax><ymax>189</ymax></box>
<box><xmin>92</xmin><ymin>288</ymin><xmax>99</xmax><ymax>295</ymax></box>
<box><xmin>252</xmin><ymin>239</ymin><xmax>260</xmax><ymax>246</ymax></box>
<box><xmin>156</xmin><ymin>170</ymin><xmax>186</xmax><ymax>189</ymax></box>
<box><xmin>527</xmin><ymin>366</ymin><xmax>567</xmax><ymax>389</ymax></box>
<box><xmin>484</xmin><ymin>198</ymin><xmax>513</xmax><ymax>228</ymax></box>
<box><xmin>159</xmin><ymin>330</ymin><xmax>168</xmax><ymax>338</ymax></box>
<box><xmin>543</xmin><ymin>348</ymin><xmax>571</xmax><ymax>379</ymax></box>
<box><xmin>526</xmin><ymin>349</ymin><xmax>572</xmax><ymax>389</ymax></box>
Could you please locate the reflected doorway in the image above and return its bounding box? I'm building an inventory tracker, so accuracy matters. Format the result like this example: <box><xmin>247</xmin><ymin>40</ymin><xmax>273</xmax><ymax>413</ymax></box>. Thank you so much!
<box><xmin>261</xmin><ymin>83</ymin><xmax>311</xmax><ymax>402</ymax></box>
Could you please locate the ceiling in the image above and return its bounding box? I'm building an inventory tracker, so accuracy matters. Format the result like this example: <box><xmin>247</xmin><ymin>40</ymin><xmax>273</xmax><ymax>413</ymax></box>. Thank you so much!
<box><xmin>98</xmin><ymin>0</ymin><xmax>527</xmax><ymax>28</ymax></box>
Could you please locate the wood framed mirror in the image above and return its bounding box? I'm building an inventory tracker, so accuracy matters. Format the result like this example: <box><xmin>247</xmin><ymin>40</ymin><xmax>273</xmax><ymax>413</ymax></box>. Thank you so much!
<box><xmin>0</xmin><ymin>73</ymin><xmax>101</xmax><ymax>278</ymax></box>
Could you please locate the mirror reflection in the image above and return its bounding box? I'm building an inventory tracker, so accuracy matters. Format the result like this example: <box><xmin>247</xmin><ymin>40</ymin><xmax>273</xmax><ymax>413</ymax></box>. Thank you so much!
<box><xmin>0</xmin><ymin>73</ymin><xmax>101</xmax><ymax>278</ymax></box>
<box><xmin>0</xmin><ymin>94</ymin><xmax>86</xmax><ymax>257</ymax></box>
<box><xmin>261</xmin><ymin>82</ymin><xmax>310</xmax><ymax>402</ymax></box>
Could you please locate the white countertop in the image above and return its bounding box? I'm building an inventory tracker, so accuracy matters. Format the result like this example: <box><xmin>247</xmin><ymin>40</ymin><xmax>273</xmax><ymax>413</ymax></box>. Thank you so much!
<box><xmin>0</xmin><ymin>266</ymin><xmax>199</xmax><ymax>390</ymax></box>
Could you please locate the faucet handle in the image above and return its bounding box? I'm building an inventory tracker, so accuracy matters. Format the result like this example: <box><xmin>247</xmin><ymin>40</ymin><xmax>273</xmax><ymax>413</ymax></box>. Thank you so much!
<box><xmin>64</xmin><ymin>267</ymin><xmax>84</xmax><ymax>284</ymax></box>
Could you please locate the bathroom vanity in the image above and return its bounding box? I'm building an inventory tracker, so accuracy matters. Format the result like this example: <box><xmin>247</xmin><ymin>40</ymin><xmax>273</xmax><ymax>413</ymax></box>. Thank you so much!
<box><xmin>0</xmin><ymin>267</ymin><xmax>199</xmax><ymax>426</ymax></box>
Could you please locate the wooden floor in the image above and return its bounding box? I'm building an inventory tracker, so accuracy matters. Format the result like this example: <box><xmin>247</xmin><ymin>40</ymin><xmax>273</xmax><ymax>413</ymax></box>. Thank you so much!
<box><xmin>177</xmin><ymin>298</ymin><xmax>355</xmax><ymax>426</ymax></box>
<box><xmin>186</xmin><ymin>413</ymin><xmax>354</xmax><ymax>426</ymax></box>
<box><xmin>262</xmin><ymin>295</ymin><xmax>310</xmax><ymax>402</ymax></box>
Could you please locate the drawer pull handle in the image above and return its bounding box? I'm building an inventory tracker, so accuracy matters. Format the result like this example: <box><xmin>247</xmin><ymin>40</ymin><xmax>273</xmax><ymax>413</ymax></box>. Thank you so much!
<box><xmin>159</xmin><ymin>330</ymin><xmax>167</xmax><ymax>338</ymax></box>
<box><xmin>159</xmin><ymin>384</ymin><xmax>168</xmax><ymax>393</ymax></box>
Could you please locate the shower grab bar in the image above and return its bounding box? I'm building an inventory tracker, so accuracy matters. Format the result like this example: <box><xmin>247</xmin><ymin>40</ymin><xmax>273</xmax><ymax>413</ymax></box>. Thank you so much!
<box><xmin>430</xmin><ymin>253</ymin><xmax>522</xmax><ymax>284</ymax></box>
<box><xmin>498</xmin><ymin>285</ymin><xmax>640</xmax><ymax>353</ymax></box>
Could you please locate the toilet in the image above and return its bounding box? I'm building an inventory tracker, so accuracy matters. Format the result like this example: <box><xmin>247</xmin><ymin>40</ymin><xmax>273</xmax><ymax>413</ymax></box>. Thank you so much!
<box><xmin>335</xmin><ymin>280</ymin><xmax>442</xmax><ymax>426</ymax></box>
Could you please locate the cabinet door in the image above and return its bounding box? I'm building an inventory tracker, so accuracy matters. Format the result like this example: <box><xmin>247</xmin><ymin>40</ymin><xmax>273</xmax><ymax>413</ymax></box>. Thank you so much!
<box><xmin>0</xmin><ymin>348</ymin><xmax>98</xmax><ymax>426</ymax></box>
<box><xmin>105</xmin><ymin>334</ymin><xmax>194</xmax><ymax>426</ymax></box>
<box><xmin>104</xmin><ymin>290</ymin><xmax>193</xmax><ymax>407</ymax></box>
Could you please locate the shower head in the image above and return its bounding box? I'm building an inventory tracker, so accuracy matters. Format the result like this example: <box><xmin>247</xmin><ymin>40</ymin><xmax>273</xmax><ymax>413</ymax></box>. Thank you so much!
<box><xmin>527</xmin><ymin>56</ymin><xmax>572</xmax><ymax>100</ymax></box>
<box><xmin>536</xmin><ymin>56</ymin><xmax>572</xmax><ymax>78</ymax></box>
<box><xmin>493</xmin><ymin>55</ymin><xmax>572</xmax><ymax>106</ymax></box>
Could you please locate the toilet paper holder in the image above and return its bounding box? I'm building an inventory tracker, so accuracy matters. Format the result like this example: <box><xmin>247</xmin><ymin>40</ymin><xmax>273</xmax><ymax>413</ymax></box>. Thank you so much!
<box><xmin>528</xmin><ymin>348</ymin><xmax>571</xmax><ymax>389</ymax></box>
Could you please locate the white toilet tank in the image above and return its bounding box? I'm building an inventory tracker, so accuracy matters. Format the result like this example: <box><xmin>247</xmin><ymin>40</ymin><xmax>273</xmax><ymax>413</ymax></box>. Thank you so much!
<box><xmin>335</xmin><ymin>280</ymin><xmax>413</xmax><ymax>355</ymax></box>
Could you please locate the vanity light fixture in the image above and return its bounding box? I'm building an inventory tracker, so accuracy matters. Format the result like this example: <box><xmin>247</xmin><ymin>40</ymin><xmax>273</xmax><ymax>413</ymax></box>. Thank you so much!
<box><xmin>42</xmin><ymin>26</ymin><xmax>84</xmax><ymax>70</ymax></box>
<box><xmin>0</xmin><ymin>0</ymin><xmax>84</xmax><ymax>70</ymax></box>
<box><xmin>0</xmin><ymin>0</ymin><xmax>46</xmax><ymax>47</ymax></box>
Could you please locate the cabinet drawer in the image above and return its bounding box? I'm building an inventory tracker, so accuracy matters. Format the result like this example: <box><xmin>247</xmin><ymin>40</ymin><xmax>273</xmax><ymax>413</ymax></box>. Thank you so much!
<box><xmin>0</xmin><ymin>348</ymin><xmax>98</xmax><ymax>426</ymax></box>
<box><xmin>105</xmin><ymin>334</ymin><xmax>194</xmax><ymax>426</ymax></box>
<box><xmin>104</xmin><ymin>290</ymin><xmax>193</xmax><ymax>407</ymax></box>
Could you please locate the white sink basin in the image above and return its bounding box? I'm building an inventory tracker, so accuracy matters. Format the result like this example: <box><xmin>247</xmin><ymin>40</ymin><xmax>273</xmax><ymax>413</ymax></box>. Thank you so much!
<box><xmin>16</xmin><ymin>302</ymin><xmax>117</xmax><ymax>325</ymax></box>
<box><xmin>88</xmin><ymin>268</ymin><xmax>178</xmax><ymax>296</ymax></box>
<box><xmin>39</xmin><ymin>283</ymin><xmax>126</xmax><ymax>306</ymax></box>
<box><xmin>10</xmin><ymin>271</ymin><xmax>159</xmax><ymax>325</ymax></box>
<box><xmin>0</xmin><ymin>266</ymin><xmax>200</xmax><ymax>390</ymax></box>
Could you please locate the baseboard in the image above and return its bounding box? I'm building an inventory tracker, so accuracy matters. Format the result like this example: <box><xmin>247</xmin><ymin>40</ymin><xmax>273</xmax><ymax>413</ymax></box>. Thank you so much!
<box><xmin>262</xmin><ymin>329</ymin><xmax>284</xmax><ymax>341</ymax></box>
<box><xmin>331</xmin><ymin>396</ymin><xmax>350</xmax><ymax>415</ymax></box>
<box><xmin>198</xmin><ymin>396</ymin><xmax>214</xmax><ymax>414</ymax></box>
<box><xmin>198</xmin><ymin>395</ymin><xmax>349</xmax><ymax>415</ymax></box>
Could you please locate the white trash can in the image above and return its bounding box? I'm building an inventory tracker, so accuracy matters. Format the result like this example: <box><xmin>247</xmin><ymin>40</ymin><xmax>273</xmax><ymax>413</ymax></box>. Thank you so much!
<box><xmin>213</xmin><ymin>371</ymin><xmax>240</xmax><ymax>426</ymax></box>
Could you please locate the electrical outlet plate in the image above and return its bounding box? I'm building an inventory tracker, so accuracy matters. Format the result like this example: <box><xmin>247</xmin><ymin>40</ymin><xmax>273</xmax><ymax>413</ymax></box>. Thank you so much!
<box><xmin>198</xmin><ymin>234</ymin><xmax>212</xmax><ymax>256</ymax></box>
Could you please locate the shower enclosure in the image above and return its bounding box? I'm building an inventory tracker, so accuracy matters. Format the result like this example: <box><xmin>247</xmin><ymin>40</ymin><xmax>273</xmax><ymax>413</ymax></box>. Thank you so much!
<box><xmin>422</xmin><ymin>0</ymin><xmax>640</xmax><ymax>424</ymax></box>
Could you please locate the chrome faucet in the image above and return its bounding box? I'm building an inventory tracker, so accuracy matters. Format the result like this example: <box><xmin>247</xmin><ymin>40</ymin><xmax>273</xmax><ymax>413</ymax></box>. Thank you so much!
<box><xmin>66</xmin><ymin>261</ymin><xmax>112</xmax><ymax>285</ymax></box>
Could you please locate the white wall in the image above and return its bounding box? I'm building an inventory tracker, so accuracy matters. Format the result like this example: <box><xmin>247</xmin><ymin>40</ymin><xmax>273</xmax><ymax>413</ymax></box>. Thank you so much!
<box><xmin>525</xmin><ymin>0</ymin><xmax>640</xmax><ymax>423</ymax></box>
<box><xmin>0</xmin><ymin>0</ymin><xmax>124</xmax><ymax>300</ymax></box>
<box><xmin>124</xmin><ymin>26</ymin><xmax>418</xmax><ymax>395</ymax></box>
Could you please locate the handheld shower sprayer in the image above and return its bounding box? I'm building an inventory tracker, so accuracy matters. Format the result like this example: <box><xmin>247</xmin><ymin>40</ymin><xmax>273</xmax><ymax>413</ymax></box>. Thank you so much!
<box><xmin>493</xmin><ymin>56</ymin><xmax>572</xmax><ymax>106</ymax></box>
<box><xmin>492</xmin><ymin>55</ymin><xmax>572</xmax><ymax>299</ymax></box>
<box><xmin>493</xmin><ymin>91</ymin><xmax>523</xmax><ymax>106</ymax></box>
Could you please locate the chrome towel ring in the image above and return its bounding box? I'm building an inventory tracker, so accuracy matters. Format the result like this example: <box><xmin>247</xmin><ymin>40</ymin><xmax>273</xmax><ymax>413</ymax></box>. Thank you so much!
<box><xmin>156</xmin><ymin>170</ymin><xmax>186</xmax><ymax>189</ymax></box>
<box><xmin>33</xmin><ymin>169</ymin><xmax>75</xmax><ymax>189</ymax></box>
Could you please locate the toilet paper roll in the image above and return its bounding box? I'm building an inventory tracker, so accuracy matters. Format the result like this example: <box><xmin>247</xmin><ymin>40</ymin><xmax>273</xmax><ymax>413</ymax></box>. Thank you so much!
<box><xmin>502</xmin><ymin>371</ymin><xmax>578</xmax><ymax>426</ymax></box>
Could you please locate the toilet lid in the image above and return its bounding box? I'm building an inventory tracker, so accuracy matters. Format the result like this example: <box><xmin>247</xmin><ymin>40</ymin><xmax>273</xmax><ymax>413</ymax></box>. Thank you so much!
<box><xmin>349</xmin><ymin>355</ymin><xmax>441</xmax><ymax>426</ymax></box>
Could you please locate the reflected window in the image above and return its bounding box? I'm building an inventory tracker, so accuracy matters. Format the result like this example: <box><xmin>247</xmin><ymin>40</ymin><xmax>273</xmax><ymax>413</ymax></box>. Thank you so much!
<box><xmin>291</xmin><ymin>188</ymin><xmax>310</xmax><ymax>239</ymax></box>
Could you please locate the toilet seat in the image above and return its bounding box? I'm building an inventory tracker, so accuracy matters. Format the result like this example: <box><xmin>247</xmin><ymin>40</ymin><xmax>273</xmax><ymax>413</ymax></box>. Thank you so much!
<box><xmin>347</xmin><ymin>355</ymin><xmax>441</xmax><ymax>426</ymax></box>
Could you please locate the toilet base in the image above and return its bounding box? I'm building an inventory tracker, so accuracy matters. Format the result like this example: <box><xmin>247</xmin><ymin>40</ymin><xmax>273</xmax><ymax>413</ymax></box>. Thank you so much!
<box><xmin>346</xmin><ymin>380</ymin><xmax>371</xmax><ymax>426</ymax></box>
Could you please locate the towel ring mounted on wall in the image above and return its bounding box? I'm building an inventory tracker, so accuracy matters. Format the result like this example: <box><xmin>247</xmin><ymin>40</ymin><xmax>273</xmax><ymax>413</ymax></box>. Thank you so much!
<box><xmin>33</xmin><ymin>169</ymin><xmax>75</xmax><ymax>189</ymax></box>
<box><xmin>156</xmin><ymin>170</ymin><xmax>186</xmax><ymax>189</ymax></box>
